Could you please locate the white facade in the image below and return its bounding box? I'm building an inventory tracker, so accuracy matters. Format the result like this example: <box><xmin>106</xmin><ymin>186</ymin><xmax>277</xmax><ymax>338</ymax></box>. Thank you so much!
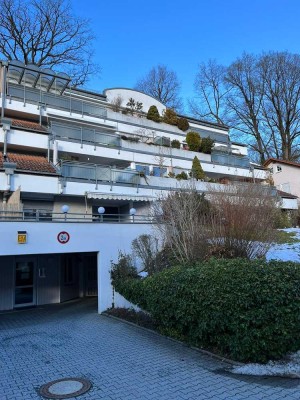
<box><xmin>0</xmin><ymin>60</ymin><xmax>271</xmax><ymax>312</ymax></box>
<box><xmin>265</xmin><ymin>159</ymin><xmax>300</xmax><ymax>203</ymax></box>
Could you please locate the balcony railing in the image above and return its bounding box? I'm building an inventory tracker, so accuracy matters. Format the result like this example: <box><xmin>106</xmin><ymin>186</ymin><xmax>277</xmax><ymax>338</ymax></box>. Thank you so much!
<box><xmin>0</xmin><ymin>210</ymin><xmax>152</xmax><ymax>223</ymax></box>
<box><xmin>211</xmin><ymin>151</ymin><xmax>250</xmax><ymax>168</ymax></box>
<box><xmin>51</xmin><ymin>122</ymin><xmax>120</xmax><ymax>148</ymax></box>
<box><xmin>7</xmin><ymin>84</ymin><xmax>107</xmax><ymax>119</ymax></box>
<box><xmin>60</xmin><ymin>160</ymin><xmax>140</xmax><ymax>188</ymax></box>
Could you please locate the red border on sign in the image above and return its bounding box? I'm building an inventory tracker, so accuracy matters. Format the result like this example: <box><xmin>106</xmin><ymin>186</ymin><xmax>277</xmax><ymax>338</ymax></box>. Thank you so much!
<box><xmin>57</xmin><ymin>231</ymin><xmax>70</xmax><ymax>244</ymax></box>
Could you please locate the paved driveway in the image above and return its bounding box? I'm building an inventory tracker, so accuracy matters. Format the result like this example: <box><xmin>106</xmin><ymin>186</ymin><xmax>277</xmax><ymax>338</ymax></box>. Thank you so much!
<box><xmin>0</xmin><ymin>299</ymin><xmax>299</xmax><ymax>400</ymax></box>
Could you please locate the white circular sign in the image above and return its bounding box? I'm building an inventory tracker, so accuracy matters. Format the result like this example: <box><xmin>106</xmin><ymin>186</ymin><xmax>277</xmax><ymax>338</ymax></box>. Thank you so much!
<box><xmin>57</xmin><ymin>231</ymin><xmax>70</xmax><ymax>244</ymax></box>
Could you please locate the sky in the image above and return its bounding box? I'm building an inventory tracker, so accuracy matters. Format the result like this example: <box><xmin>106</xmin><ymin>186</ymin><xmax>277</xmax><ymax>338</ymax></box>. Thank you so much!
<box><xmin>71</xmin><ymin>0</ymin><xmax>300</xmax><ymax>111</ymax></box>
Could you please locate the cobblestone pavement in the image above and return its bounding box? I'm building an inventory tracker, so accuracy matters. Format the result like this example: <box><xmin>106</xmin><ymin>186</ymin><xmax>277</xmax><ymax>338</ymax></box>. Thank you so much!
<box><xmin>0</xmin><ymin>299</ymin><xmax>299</xmax><ymax>400</ymax></box>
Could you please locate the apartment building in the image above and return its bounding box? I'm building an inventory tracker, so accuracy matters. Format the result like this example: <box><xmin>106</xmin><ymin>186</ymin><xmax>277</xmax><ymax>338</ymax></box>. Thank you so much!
<box><xmin>0</xmin><ymin>60</ymin><xmax>268</xmax><ymax>312</ymax></box>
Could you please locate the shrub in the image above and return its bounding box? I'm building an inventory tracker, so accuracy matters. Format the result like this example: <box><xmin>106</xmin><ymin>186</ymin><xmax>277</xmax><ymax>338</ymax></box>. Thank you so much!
<box><xmin>190</xmin><ymin>156</ymin><xmax>205</xmax><ymax>180</ymax></box>
<box><xmin>126</xmin><ymin>97</ymin><xmax>143</xmax><ymax>115</ymax></box>
<box><xmin>274</xmin><ymin>210</ymin><xmax>293</xmax><ymax>229</ymax></box>
<box><xmin>147</xmin><ymin>105</ymin><xmax>161</xmax><ymax>122</ymax></box>
<box><xmin>208</xmin><ymin>183</ymin><xmax>278</xmax><ymax>259</ymax></box>
<box><xmin>116</xmin><ymin>258</ymin><xmax>300</xmax><ymax>363</ymax></box>
<box><xmin>162</xmin><ymin>108</ymin><xmax>178</xmax><ymax>125</ymax></box>
<box><xmin>177</xmin><ymin>117</ymin><xmax>189</xmax><ymax>131</ymax></box>
<box><xmin>171</xmin><ymin>139</ymin><xmax>181</xmax><ymax>149</ymax></box>
<box><xmin>110</xmin><ymin>252</ymin><xmax>139</xmax><ymax>288</ymax></box>
<box><xmin>152</xmin><ymin>186</ymin><xmax>211</xmax><ymax>264</ymax></box>
<box><xmin>199</xmin><ymin>137</ymin><xmax>214</xmax><ymax>153</ymax></box>
<box><xmin>186</xmin><ymin>131</ymin><xmax>201</xmax><ymax>151</ymax></box>
<box><xmin>175</xmin><ymin>171</ymin><xmax>188</xmax><ymax>180</ymax></box>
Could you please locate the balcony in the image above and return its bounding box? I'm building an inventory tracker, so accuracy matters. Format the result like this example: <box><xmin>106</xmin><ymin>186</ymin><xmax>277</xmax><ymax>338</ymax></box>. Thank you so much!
<box><xmin>211</xmin><ymin>151</ymin><xmax>250</xmax><ymax>168</ymax></box>
<box><xmin>7</xmin><ymin>84</ymin><xmax>107</xmax><ymax>119</ymax></box>
<box><xmin>51</xmin><ymin>122</ymin><xmax>120</xmax><ymax>148</ymax></box>
<box><xmin>60</xmin><ymin>160</ymin><xmax>140</xmax><ymax>188</ymax></box>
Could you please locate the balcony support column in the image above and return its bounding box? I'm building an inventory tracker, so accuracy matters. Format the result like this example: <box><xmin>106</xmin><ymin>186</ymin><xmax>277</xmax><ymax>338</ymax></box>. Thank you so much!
<box><xmin>1</xmin><ymin>63</ymin><xmax>7</xmax><ymax>119</ymax></box>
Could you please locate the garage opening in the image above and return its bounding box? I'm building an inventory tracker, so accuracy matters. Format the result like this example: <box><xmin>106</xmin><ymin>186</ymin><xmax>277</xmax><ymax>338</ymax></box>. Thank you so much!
<box><xmin>0</xmin><ymin>252</ymin><xmax>98</xmax><ymax>312</ymax></box>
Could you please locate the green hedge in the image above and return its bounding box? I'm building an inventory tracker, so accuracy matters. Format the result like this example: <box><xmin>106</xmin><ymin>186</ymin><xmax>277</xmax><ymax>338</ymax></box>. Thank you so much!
<box><xmin>114</xmin><ymin>259</ymin><xmax>300</xmax><ymax>363</ymax></box>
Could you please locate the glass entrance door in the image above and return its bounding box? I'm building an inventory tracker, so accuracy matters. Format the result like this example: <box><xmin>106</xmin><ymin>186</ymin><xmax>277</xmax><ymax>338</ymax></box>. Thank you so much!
<box><xmin>15</xmin><ymin>260</ymin><xmax>36</xmax><ymax>307</ymax></box>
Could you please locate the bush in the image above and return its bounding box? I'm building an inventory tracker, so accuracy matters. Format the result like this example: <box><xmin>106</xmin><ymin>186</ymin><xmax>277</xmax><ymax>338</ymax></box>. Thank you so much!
<box><xmin>186</xmin><ymin>131</ymin><xmax>201</xmax><ymax>151</ymax></box>
<box><xmin>190</xmin><ymin>156</ymin><xmax>205</xmax><ymax>180</ymax></box>
<box><xmin>199</xmin><ymin>137</ymin><xmax>214</xmax><ymax>154</ymax></box>
<box><xmin>116</xmin><ymin>258</ymin><xmax>300</xmax><ymax>363</ymax></box>
<box><xmin>147</xmin><ymin>105</ymin><xmax>161</xmax><ymax>122</ymax></box>
<box><xmin>110</xmin><ymin>252</ymin><xmax>139</xmax><ymax>288</ymax></box>
<box><xmin>274</xmin><ymin>210</ymin><xmax>293</xmax><ymax>229</ymax></box>
<box><xmin>171</xmin><ymin>139</ymin><xmax>181</xmax><ymax>149</ymax></box>
<box><xmin>176</xmin><ymin>171</ymin><xmax>188</xmax><ymax>180</ymax></box>
<box><xmin>162</xmin><ymin>108</ymin><xmax>178</xmax><ymax>125</ymax></box>
<box><xmin>177</xmin><ymin>117</ymin><xmax>189</xmax><ymax>131</ymax></box>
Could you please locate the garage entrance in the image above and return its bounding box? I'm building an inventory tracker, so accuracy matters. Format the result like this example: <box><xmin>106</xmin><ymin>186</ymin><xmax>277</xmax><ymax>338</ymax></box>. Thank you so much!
<box><xmin>0</xmin><ymin>252</ymin><xmax>98</xmax><ymax>311</ymax></box>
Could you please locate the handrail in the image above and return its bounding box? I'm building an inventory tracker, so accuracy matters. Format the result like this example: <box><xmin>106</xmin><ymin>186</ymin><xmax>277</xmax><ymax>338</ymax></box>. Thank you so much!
<box><xmin>0</xmin><ymin>210</ymin><xmax>153</xmax><ymax>223</ymax></box>
<box><xmin>7</xmin><ymin>83</ymin><xmax>107</xmax><ymax>119</ymax></box>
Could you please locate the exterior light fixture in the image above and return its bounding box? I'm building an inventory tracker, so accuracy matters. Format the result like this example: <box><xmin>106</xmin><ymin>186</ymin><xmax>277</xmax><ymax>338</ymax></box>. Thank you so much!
<box><xmin>129</xmin><ymin>208</ymin><xmax>136</xmax><ymax>216</ymax></box>
<box><xmin>98</xmin><ymin>206</ymin><xmax>105</xmax><ymax>222</ymax></box>
<box><xmin>61</xmin><ymin>204</ymin><xmax>69</xmax><ymax>221</ymax></box>
<box><xmin>129</xmin><ymin>207</ymin><xmax>136</xmax><ymax>222</ymax></box>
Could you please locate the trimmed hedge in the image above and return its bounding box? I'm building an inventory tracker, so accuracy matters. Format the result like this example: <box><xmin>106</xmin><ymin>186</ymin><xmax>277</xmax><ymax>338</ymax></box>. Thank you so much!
<box><xmin>114</xmin><ymin>258</ymin><xmax>300</xmax><ymax>363</ymax></box>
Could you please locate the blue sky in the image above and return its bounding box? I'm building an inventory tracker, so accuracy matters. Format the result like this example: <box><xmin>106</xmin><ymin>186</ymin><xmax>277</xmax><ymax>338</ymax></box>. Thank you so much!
<box><xmin>71</xmin><ymin>0</ymin><xmax>300</xmax><ymax>109</ymax></box>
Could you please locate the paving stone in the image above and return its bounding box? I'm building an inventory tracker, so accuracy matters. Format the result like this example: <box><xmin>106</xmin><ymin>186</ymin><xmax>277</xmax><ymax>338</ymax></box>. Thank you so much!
<box><xmin>0</xmin><ymin>298</ymin><xmax>299</xmax><ymax>399</ymax></box>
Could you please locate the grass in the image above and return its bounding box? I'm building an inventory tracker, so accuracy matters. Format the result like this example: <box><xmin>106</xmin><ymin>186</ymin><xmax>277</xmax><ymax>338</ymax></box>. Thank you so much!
<box><xmin>275</xmin><ymin>230</ymin><xmax>300</xmax><ymax>244</ymax></box>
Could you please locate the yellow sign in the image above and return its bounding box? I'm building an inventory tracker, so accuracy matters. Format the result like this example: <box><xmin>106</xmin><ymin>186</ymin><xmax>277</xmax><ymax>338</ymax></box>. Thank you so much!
<box><xmin>17</xmin><ymin>231</ymin><xmax>27</xmax><ymax>244</ymax></box>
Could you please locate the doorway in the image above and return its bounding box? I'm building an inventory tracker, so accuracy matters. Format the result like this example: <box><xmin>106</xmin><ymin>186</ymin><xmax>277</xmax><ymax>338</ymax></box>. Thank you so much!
<box><xmin>14</xmin><ymin>257</ymin><xmax>37</xmax><ymax>307</ymax></box>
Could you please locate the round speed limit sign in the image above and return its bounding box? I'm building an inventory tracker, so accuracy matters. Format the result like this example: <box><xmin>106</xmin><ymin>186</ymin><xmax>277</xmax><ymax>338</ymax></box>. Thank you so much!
<box><xmin>57</xmin><ymin>231</ymin><xmax>70</xmax><ymax>244</ymax></box>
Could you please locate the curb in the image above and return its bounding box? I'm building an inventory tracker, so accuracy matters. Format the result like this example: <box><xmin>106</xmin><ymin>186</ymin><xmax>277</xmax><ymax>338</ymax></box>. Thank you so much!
<box><xmin>102</xmin><ymin>312</ymin><xmax>244</xmax><ymax>367</ymax></box>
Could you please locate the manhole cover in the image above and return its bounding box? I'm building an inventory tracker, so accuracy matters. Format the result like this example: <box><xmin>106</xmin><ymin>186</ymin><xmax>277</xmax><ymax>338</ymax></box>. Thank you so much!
<box><xmin>39</xmin><ymin>377</ymin><xmax>92</xmax><ymax>399</ymax></box>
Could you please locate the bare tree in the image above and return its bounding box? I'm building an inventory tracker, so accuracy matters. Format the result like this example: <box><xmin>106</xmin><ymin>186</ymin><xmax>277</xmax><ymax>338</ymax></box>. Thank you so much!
<box><xmin>259</xmin><ymin>52</ymin><xmax>300</xmax><ymax>161</ymax></box>
<box><xmin>131</xmin><ymin>234</ymin><xmax>159</xmax><ymax>275</ymax></box>
<box><xmin>152</xmin><ymin>182</ymin><xmax>278</xmax><ymax>263</ymax></box>
<box><xmin>152</xmin><ymin>183</ymin><xmax>211</xmax><ymax>264</ymax></box>
<box><xmin>225</xmin><ymin>53</ymin><xmax>269</xmax><ymax>164</ymax></box>
<box><xmin>190</xmin><ymin>59</ymin><xmax>228</xmax><ymax>124</ymax></box>
<box><xmin>154</xmin><ymin>146</ymin><xmax>170</xmax><ymax>177</ymax></box>
<box><xmin>135</xmin><ymin>64</ymin><xmax>183</xmax><ymax>111</ymax></box>
<box><xmin>111</xmin><ymin>96</ymin><xmax>123</xmax><ymax>112</ymax></box>
<box><xmin>0</xmin><ymin>0</ymin><xmax>98</xmax><ymax>86</ymax></box>
<box><xmin>191</xmin><ymin>52</ymin><xmax>300</xmax><ymax>162</ymax></box>
<box><xmin>207</xmin><ymin>183</ymin><xmax>278</xmax><ymax>259</ymax></box>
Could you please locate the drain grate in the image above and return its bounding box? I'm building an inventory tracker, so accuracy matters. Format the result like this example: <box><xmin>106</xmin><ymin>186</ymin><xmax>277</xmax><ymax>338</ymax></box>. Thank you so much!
<box><xmin>39</xmin><ymin>377</ymin><xmax>92</xmax><ymax>399</ymax></box>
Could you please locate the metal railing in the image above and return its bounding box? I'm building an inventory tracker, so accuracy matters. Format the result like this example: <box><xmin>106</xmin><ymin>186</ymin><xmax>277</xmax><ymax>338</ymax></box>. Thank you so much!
<box><xmin>51</xmin><ymin>122</ymin><xmax>120</xmax><ymax>148</ymax></box>
<box><xmin>7</xmin><ymin>84</ymin><xmax>107</xmax><ymax>119</ymax></box>
<box><xmin>0</xmin><ymin>210</ymin><xmax>152</xmax><ymax>223</ymax></box>
<box><xmin>60</xmin><ymin>160</ymin><xmax>140</xmax><ymax>188</ymax></box>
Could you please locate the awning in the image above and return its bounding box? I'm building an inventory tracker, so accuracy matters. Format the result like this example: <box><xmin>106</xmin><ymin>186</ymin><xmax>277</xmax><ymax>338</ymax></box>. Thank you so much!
<box><xmin>86</xmin><ymin>192</ymin><xmax>156</xmax><ymax>202</ymax></box>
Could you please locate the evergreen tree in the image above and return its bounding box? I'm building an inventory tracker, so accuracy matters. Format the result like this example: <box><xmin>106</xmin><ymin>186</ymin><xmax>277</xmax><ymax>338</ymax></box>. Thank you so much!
<box><xmin>186</xmin><ymin>131</ymin><xmax>201</xmax><ymax>151</ymax></box>
<box><xmin>190</xmin><ymin>156</ymin><xmax>205</xmax><ymax>180</ymax></box>
<box><xmin>147</xmin><ymin>105</ymin><xmax>161</xmax><ymax>122</ymax></box>
<box><xmin>162</xmin><ymin>108</ymin><xmax>178</xmax><ymax>125</ymax></box>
